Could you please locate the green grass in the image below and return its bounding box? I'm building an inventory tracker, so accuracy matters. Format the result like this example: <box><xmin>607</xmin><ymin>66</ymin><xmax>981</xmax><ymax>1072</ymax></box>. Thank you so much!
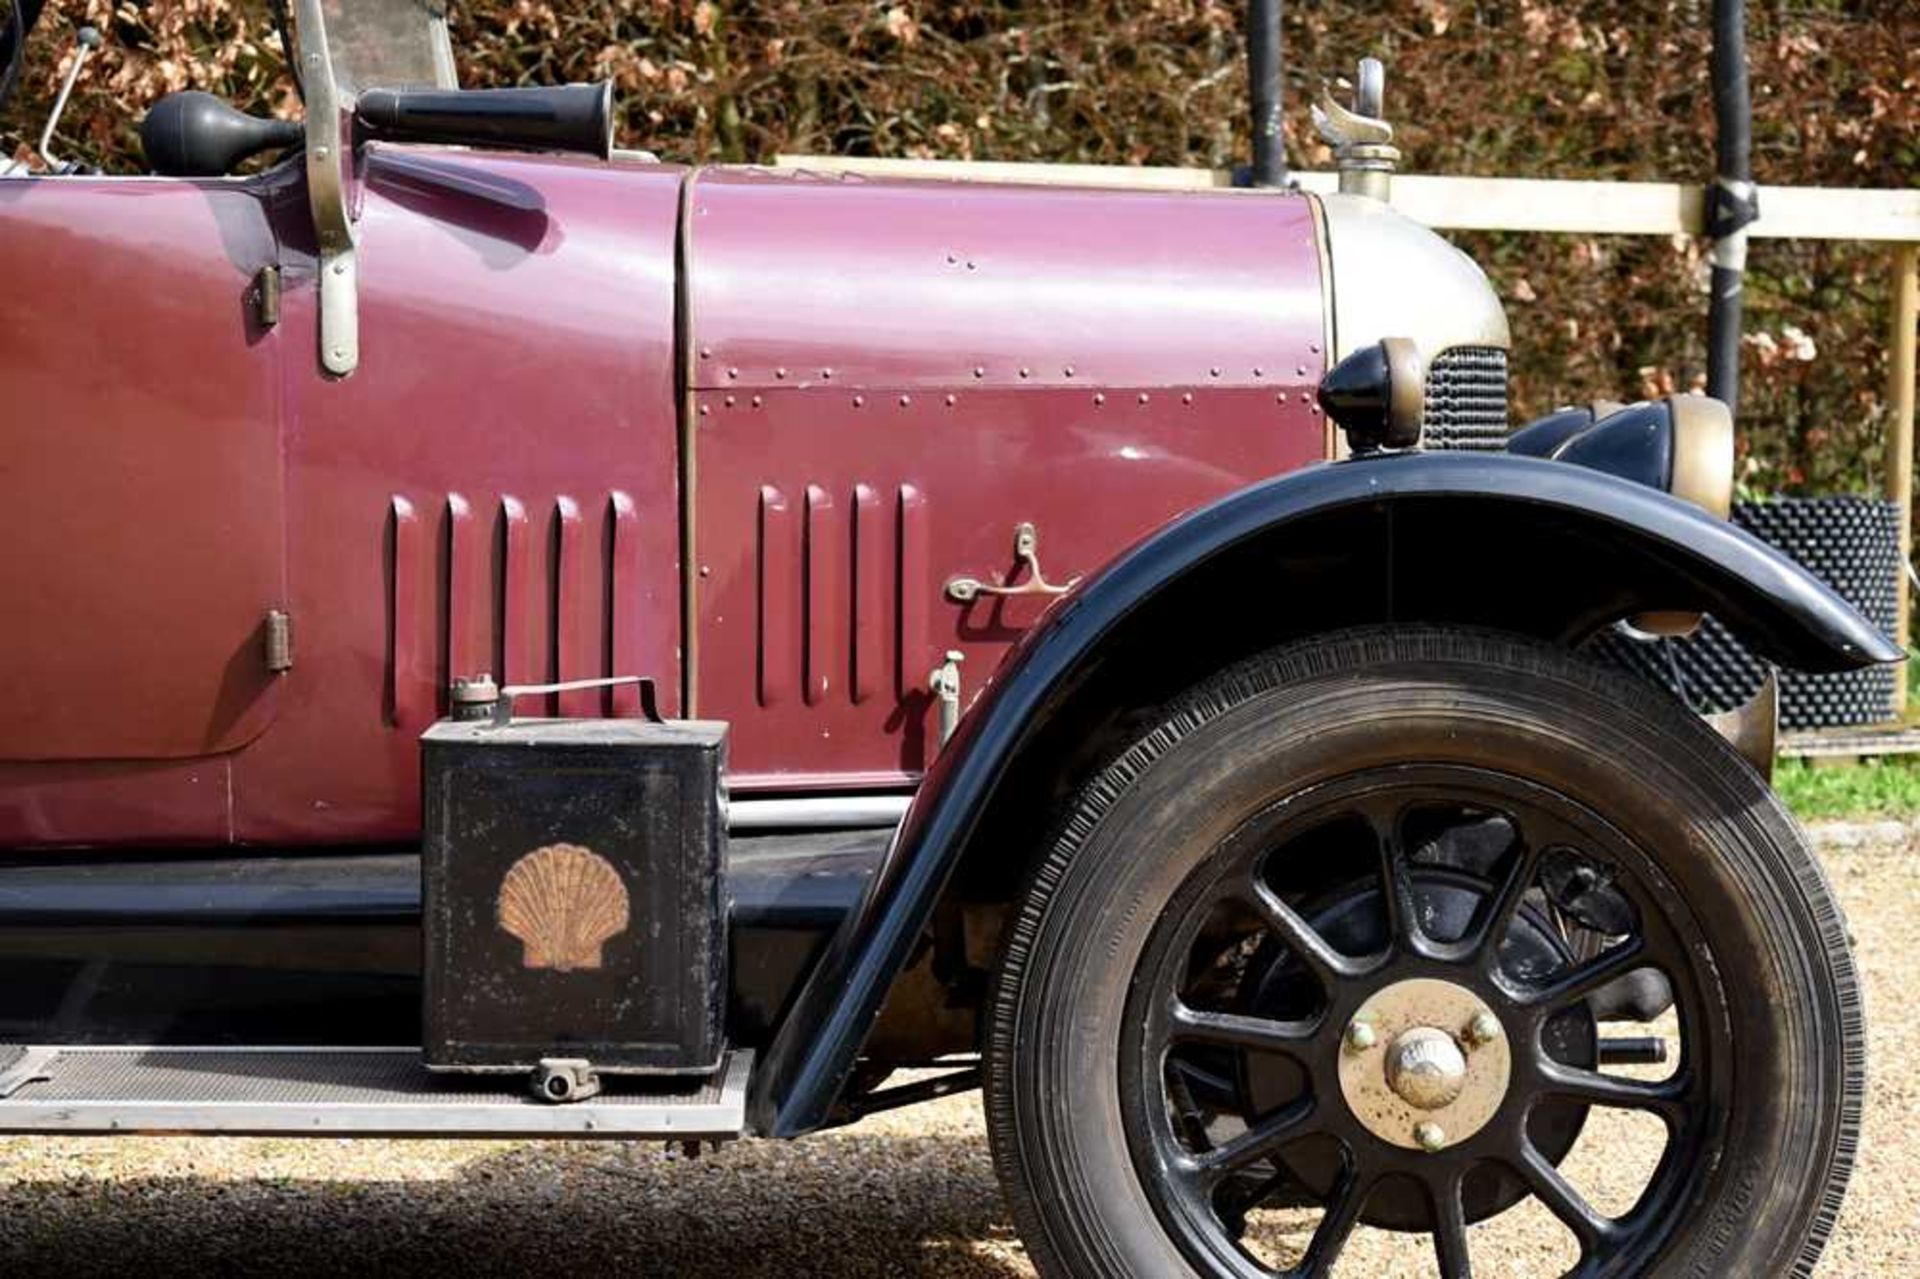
<box><xmin>1767</xmin><ymin>649</ymin><xmax>1920</xmax><ymax>822</ymax></box>
<box><xmin>1775</xmin><ymin>756</ymin><xmax>1920</xmax><ymax>822</ymax></box>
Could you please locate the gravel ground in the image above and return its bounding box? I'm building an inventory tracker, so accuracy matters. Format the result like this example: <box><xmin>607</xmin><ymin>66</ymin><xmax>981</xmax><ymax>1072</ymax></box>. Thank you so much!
<box><xmin>0</xmin><ymin>821</ymin><xmax>1914</xmax><ymax>1277</ymax></box>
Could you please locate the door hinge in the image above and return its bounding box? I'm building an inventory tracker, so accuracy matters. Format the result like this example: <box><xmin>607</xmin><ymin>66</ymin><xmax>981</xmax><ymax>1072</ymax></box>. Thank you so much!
<box><xmin>265</xmin><ymin>609</ymin><xmax>293</xmax><ymax>674</ymax></box>
<box><xmin>252</xmin><ymin>265</ymin><xmax>282</xmax><ymax>330</ymax></box>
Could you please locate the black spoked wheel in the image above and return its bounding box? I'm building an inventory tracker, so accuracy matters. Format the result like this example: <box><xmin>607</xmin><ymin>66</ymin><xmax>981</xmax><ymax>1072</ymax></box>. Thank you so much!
<box><xmin>986</xmin><ymin>628</ymin><xmax>1859</xmax><ymax>1279</ymax></box>
<box><xmin>1127</xmin><ymin>768</ymin><xmax>1717</xmax><ymax>1277</ymax></box>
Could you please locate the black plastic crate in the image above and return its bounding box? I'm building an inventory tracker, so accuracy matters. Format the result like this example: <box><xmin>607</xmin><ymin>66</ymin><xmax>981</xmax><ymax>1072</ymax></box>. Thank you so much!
<box><xmin>421</xmin><ymin>718</ymin><xmax>728</xmax><ymax>1075</ymax></box>
<box><xmin>1591</xmin><ymin>497</ymin><xmax>1902</xmax><ymax>729</ymax></box>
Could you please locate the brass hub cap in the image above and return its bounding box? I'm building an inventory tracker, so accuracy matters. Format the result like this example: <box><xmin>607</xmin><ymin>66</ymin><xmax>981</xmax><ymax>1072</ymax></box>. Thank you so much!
<box><xmin>1336</xmin><ymin>977</ymin><xmax>1510</xmax><ymax>1151</ymax></box>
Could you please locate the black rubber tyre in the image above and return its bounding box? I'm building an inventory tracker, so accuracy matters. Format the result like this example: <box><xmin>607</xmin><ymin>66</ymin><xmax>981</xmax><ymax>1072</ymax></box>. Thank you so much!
<box><xmin>985</xmin><ymin>627</ymin><xmax>1860</xmax><ymax>1278</ymax></box>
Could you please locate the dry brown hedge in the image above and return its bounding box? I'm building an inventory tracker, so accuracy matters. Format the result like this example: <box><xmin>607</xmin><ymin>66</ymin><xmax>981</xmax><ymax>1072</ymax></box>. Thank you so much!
<box><xmin>2</xmin><ymin>1</ymin><xmax>1914</xmax><ymax>497</ymax></box>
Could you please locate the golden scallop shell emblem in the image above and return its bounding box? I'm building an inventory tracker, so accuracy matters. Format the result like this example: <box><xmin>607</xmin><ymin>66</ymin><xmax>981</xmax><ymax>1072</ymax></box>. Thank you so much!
<box><xmin>496</xmin><ymin>843</ymin><xmax>631</xmax><ymax>971</ymax></box>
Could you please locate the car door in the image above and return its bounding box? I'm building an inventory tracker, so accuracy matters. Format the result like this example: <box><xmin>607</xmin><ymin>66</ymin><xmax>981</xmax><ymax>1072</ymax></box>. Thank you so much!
<box><xmin>0</xmin><ymin>172</ymin><xmax>286</xmax><ymax>760</ymax></box>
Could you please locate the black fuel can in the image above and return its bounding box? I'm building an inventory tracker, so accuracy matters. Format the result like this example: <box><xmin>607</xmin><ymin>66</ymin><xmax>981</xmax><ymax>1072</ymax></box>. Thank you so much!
<box><xmin>421</xmin><ymin>717</ymin><xmax>728</xmax><ymax>1075</ymax></box>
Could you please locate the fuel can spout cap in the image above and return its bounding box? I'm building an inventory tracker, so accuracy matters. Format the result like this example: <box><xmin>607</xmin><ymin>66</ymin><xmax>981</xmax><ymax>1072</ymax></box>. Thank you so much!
<box><xmin>1313</xmin><ymin>56</ymin><xmax>1400</xmax><ymax>202</ymax></box>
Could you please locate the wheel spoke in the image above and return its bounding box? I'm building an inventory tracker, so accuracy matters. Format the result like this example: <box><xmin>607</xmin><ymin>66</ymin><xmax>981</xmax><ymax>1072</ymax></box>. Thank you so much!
<box><xmin>1467</xmin><ymin>838</ymin><xmax>1544</xmax><ymax>962</ymax></box>
<box><xmin>1513</xmin><ymin>1139</ymin><xmax>1614</xmax><ymax>1257</ymax></box>
<box><xmin>1167</xmin><ymin>1056</ymin><xmax>1234</xmax><ymax>1149</ymax></box>
<box><xmin>1537</xmin><ymin>1061</ymin><xmax>1691</xmax><ymax>1124</ymax></box>
<box><xmin>1168</xmin><ymin>1054</ymin><xmax>1238</xmax><ymax>1107</ymax></box>
<box><xmin>1194</xmin><ymin>1096</ymin><xmax>1317</xmax><ymax>1182</ymax></box>
<box><xmin>1430</xmin><ymin>1171</ymin><xmax>1472</xmax><ymax>1279</ymax></box>
<box><xmin>1168</xmin><ymin>999</ymin><xmax>1315</xmax><ymax>1060</ymax></box>
<box><xmin>1244</xmin><ymin>879</ymin><xmax>1365</xmax><ymax>985</ymax></box>
<box><xmin>1355</xmin><ymin>795</ymin><xmax>1421</xmax><ymax>948</ymax></box>
<box><xmin>1218</xmin><ymin>1165</ymin><xmax>1295</xmax><ymax>1240</ymax></box>
<box><xmin>1289</xmin><ymin>1159</ymin><xmax>1368</xmax><ymax>1277</ymax></box>
<box><xmin>1378</xmin><ymin>834</ymin><xmax>1422</xmax><ymax>949</ymax></box>
<box><xmin>1519</xmin><ymin>937</ymin><xmax>1648</xmax><ymax>1013</ymax></box>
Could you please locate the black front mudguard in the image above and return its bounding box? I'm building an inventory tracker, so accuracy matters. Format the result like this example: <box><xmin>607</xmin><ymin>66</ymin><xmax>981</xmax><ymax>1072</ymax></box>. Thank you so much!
<box><xmin>750</xmin><ymin>451</ymin><xmax>1898</xmax><ymax>1136</ymax></box>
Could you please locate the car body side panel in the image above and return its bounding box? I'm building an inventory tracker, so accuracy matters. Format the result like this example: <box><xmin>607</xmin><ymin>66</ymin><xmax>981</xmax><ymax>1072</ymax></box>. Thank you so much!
<box><xmin>227</xmin><ymin>149</ymin><xmax>687</xmax><ymax>845</ymax></box>
<box><xmin>0</xmin><ymin>759</ymin><xmax>236</xmax><ymax>847</ymax></box>
<box><xmin>0</xmin><ymin>150</ymin><xmax>686</xmax><ymax>848</ymax></box>
<box><xmin>0</xmin><ymin>176</ymin><xmax>285</xmax><ymax>764</ymax></box>
<box><xmin>685</xmin><ymin>169</ymin><xmax>1329</xmax><ymax>786</ymax></box>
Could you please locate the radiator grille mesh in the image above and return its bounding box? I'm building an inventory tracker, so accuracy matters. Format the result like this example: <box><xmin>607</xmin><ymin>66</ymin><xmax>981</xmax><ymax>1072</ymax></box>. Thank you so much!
<box><xmin>1424</xmin><ymin>346</ymin><xmax>1510</xmax><ymax>451</ymax></box>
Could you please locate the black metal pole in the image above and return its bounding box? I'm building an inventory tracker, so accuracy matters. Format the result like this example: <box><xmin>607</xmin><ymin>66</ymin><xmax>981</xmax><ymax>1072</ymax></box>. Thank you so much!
<box><xmin>0</xmin><ymin>0</ymin><xmax>49</xmax><ymax>115</ymax></box>
<box><xmin>1707</xmin><ymin>0</ymin><xmax>1757</xmax><ymax>416</ymax></box>
<box><xmin>1248</xmin><ymin>0</ymin><xmax>1287</xmax><ymax>187</ymax></box>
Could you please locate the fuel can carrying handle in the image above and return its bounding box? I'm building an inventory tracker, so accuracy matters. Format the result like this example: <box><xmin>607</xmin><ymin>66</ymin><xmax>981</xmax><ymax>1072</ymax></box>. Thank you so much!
<box><xmin>449</xmin><ymin>674</ymin><xmax>664</xmax><ymax>727</ymax></box>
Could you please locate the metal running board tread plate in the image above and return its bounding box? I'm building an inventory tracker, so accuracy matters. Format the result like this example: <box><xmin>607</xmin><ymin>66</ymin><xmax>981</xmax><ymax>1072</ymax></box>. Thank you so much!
<box><xmin>0</xmin><ymin>1046</ymin><xmax>750</xmax><ymax>1138</ymax></box>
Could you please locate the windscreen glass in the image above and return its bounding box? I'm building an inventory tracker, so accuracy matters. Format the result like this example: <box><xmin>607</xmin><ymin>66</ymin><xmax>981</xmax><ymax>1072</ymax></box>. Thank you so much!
<box><xmin>319</xmin><ymin>0</ymin><xmax>455</xmax><ymax>94</ymax></box>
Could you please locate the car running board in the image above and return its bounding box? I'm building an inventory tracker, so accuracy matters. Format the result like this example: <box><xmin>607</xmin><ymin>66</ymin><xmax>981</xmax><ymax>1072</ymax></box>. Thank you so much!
<box><xmin>0</xmin><ymin>1045</ymin><xmax>750</xmax><ymax>1139</ymax></box>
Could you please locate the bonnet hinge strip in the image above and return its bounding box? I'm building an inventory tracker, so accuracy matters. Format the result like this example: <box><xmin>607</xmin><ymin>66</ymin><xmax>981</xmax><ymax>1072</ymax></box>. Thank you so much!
<box><xmin>295</xmin><ymin>0</ymin><xmax>358</xmax><ymax>376</ymax></box>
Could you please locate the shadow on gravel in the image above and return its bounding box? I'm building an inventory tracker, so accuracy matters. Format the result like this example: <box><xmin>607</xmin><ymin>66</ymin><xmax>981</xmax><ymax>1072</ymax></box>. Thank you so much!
<box><xmin>0</xmin><ymin>1132</ymin><xmax>1027</xmax><ymax>1277</ymax></box>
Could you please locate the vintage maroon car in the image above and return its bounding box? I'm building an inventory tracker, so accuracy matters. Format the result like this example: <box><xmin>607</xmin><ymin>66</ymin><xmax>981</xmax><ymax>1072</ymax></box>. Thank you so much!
<box><xmin>0</xmin><ymin>1</ymin><xmax>1891</xmax><ymax>1275</ymax></box>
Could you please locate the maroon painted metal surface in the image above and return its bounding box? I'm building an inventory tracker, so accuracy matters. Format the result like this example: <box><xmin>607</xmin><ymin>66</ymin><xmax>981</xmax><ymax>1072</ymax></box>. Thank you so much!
<box><xmin>0</xmin><ymin>177</ymin><xmax>286</xmax><ymax>763</ymax></box>
<box><xmin>0</xmin><ymin>151</ymin><xmax>1328</xmax><ymax>848</ymax></box>
<box><xmin>228</xmin><ymin>149</ymin><xmax>686</xmax><ymax>845</ymax></box>
<box><xmin>0</xmin><ymin>149</ymin><xmax>684</xmax><ymax>846</ymax></box>
<box><xmin>685</xmin><ymin>169</ymin><xmax>1329</xmax><ymax>786</ymax></box>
